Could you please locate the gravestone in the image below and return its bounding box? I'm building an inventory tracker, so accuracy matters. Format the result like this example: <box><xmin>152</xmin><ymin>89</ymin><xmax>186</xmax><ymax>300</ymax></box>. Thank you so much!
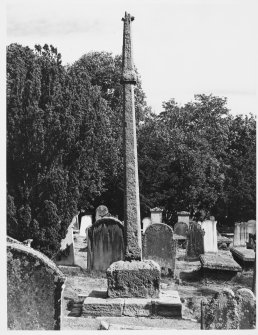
<box><xmin>150</xmin><ymin>207</ymin><xmax>163</xmax><ymax>224</ymax></box>
<box><xmin>247</xmin><ymin>220</ymin><xmax>256</xmax><ymax>239</ymax></box>
<box><xmin>79</xmin><ymin>215</ymin><xmax>92</xmax><ymax>237</ymax></box>
<box><xmin>203</xmin><ymin>288</ymin><xmax>238</xmax><ymax>329</ymax></box>
<box><xmin>71</xmin><ymin>214</ymin><xmax>79</xmax><ymax>231</ymax></box>
<box><xmin>186</xmin><ymin>222</ymin><xmax>205</xmax><ymax>260</ymax></box>
<box><xmin>174</xmin><ymin>221</ymin><xmax>188</xmax><ymax>237</ymax></box>
<box><xmin>87</xmin><ymin>217</ymin><xmax>125</xmax><ymax>271</ymax></box>
<box><xmin>55</xmin><ymin>222</ymin><xmax>75</xmax><ymax>265</ymax></box>
<box><xmin>202</xmin><ymin>288</ymin><xmax>256</xmax><ymax>329</ymax></box>
<box><xmin>143</xmin><ymin>223</ymin><xmax>176</xmax><ymax>276</ymax></box>
<box><xmin>7</xmin><ymin>240</ymin><xmax>65</xmax><ymax>330</ymax></box>
<box><xmin>177</xmin><ymin>211</ymin><xmax>190</xmax><ymax>226</ymax></box>
<box><xmin>142</xmin><ymin>217</ymin><xmax>151</xmax><ymax>233</ymax></box>
<box><xmin>201</xmin><ymin>219</ymin><xmax>218</xmax><ymax>253</ymax></box>
<box><xmin>233</xmin><ymin>222</ymin><xmax>248</xmax><ymax>247</ymax></box>
<box><xmin>95</xmin><ymin>205</ymin><xmax>109</xmax><ymax>221</ymax></box>
<box><xmin>236</xmin><ymin>288</ymin><xmax>256</xmax><ymax>329</ymax></box>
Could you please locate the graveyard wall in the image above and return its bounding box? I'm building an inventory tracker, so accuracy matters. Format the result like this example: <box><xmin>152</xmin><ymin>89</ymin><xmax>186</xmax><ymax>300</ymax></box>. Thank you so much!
<box><xmin>7</xmin><ymin>242</ymin><xmax>65</xmax><ymax>330</ymax></box>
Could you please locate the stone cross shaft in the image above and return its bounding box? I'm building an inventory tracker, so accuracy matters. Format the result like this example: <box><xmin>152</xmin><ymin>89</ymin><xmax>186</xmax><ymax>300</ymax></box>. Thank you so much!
<box><xmin>121</xmin><ymin>12</ymin><xmax>142</xmax><ymax>261</ymax></box>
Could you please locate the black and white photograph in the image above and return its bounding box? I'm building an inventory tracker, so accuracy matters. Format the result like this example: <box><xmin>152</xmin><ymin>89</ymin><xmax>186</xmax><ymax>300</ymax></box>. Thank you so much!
<box><xmin>3</xmin><ymin>0</ymin><xmax>257</xmax><ymax>331</ymax></box>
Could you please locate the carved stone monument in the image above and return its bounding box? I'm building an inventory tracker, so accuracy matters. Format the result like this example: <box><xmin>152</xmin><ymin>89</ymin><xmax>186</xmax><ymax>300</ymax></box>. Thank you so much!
<box><xmin>106</xmin><ymin>12</ymin><xmax>160</xmax><ymax>298</ymax></box>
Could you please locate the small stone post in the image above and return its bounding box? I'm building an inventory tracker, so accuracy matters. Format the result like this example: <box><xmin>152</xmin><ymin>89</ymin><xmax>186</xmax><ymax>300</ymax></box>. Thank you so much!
<box><xmin>150</xmin><ymin>207</ymin><xmax>163</xmax><ymax>224</ymax></box>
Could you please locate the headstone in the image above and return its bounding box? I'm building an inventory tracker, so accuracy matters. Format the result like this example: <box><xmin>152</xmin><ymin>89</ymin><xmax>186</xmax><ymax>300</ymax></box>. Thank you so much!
<box><xmin>233</xmin><ymin>222</ymin><xmax>248</xmax><ymax>247</ymax></box>
<box><xmin>174</xmin><ymin>221</ymin><xmax>188</xmax><ymax>237</ymax></box>
<box><xmin>55</xmin><ymin>222</ymin><xmax>75</xmax><ymax>265</ymax></box>
<box><xmin>150</xmin><ymin>207</ymin><xmax>163</xmax><ymax>224</ymax></box>
<box><xmin>7</xmin><ymin>241</ymin><xmax>65</xmax><ymax>330</ymax></box>
<box><xmin>71</xmin><ymin>214</ymin><xmax>79</xmax><ymax>230</ymax></box>
<box><xmin>106</xmin><ymin>12</ymin><xmax>160</xmax><ymax>299</ymax></box>
<box><xmin>142</xmin><ymin>217</ymin><xmax>151</xmax><ymax>233</ymax></box>
<box><xmin>201</xmin><ymin>219</ymin><xmax>218</xmax><ymax>253</ymax></box>
<box><xmin>95</xmin><ymin>205</ymin><xmax>109</xmax><ymax>221</ymax></box>
<box><xmin>177</xmin><ymin>211</ymin><xmax>190</xmax><ymax>226</ymax></box>
<box><xmin>203</xmin><ymin>288</ymin><xmax>238</xmax><ymax>329</ymax></box>
<box><xmin>247</xmin><ymin>220</ymin><xmax>256</xmax><ymax>238</ymax></box>
<box><xmin>186</xmin><ymin>222</ymin><xmax>205</xmax><ymax>260</ymax></box>
<box><xmin>87</xmin><ymin>217</ymin><xmax>125</xmax><ymax>271</ymax></box>
<box><xmin>79</xmin><ymin>215</ymin><xmax>92</xmax><ymax>237</ymax></box>
<box><xmin>236</xmin><ymin>288</ymin><xmax>256</xmax><ymax>329</ymax></box>
<box><xmin>143</xmin><ymin>223</ymin><xmax>176</xmax><ymax>276</ymax></box>
<box><xmin>202</xmin><ymin>288</ymin><xmax>256</xmax><ymax>329</ymax></box>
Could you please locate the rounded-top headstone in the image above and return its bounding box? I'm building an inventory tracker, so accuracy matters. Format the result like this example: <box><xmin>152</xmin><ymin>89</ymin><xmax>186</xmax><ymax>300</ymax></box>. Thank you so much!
<box><xmin>174</xmin><ymin>221</ymin><xmax>189</xmax><ymax>237</ymax></box>
<box><xmin>95</xmin><ymin>205</ymin><xmax>109</xmax><ymax>221</ymax></box>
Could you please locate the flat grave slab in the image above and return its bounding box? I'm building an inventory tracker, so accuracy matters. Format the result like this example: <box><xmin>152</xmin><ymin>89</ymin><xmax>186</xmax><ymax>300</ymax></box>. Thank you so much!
<box><xmin>81</xmin><ymin>290</ymin><xmax>182</xmax><ymax>318</ymax></box>
<box><xmin>230</xmin><ymin>247</ymin><xmax>255</xmax><ymax>262</ymax></box>
<box><xmin>200</xmin><ymin>252</ymin><xmax>242</xmax><ymax>273</ymax></box>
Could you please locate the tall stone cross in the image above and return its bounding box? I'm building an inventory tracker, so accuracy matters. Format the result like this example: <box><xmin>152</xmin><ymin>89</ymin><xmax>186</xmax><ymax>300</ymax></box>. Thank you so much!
<box><xmin>121</xmin><ymin>12</ymin><xmax>142</xmax><ymax>261</ymax></box>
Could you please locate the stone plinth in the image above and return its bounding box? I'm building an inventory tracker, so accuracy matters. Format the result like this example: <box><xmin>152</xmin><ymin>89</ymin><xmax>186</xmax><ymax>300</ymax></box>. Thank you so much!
<box><xmin>106</xmin><ymin>260</ymin><xmax>160</xmax><ymax>298</ymax></box>
<box><xmin>82</xmin><ymin>290</ymin><xmax>182</xmax><ymax>318</ymax></box>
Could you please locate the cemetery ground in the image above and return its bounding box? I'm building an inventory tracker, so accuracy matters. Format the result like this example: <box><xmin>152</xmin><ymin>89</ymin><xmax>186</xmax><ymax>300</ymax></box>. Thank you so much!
<box><xmin>60</xmin><ymin>232</ymin><xmax>254</xmax><ymax>330</ymax></box>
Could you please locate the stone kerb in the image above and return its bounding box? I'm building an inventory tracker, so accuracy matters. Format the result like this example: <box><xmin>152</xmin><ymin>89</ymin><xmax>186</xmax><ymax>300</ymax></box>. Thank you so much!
<box><xmin>142</xmin><ymin>223</ymin><xmax>176</xmax><ymax>276</ymax></box>
<box><xmin>7</xmin><ymin>242</ymin><xmax>65</xmax><ymax>330</ymax></box>
<box><xmin>201</xmin><ymin>220</ymin><xmax>218</xmax><ymax>253</ymax></box>
<box><xmin>87</xmin><ymin>217</ymin><xmax>125</xmax><ymax>271</ymax></box>
<box><xmin>202</xmin><ymin>288</ymin><xmax>256</xmax><ymax>329</ymax></box>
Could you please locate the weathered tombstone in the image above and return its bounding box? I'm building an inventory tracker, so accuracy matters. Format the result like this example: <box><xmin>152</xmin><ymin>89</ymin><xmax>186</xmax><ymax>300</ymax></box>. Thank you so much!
<box><xmin>95</xmin><ymin>205</ymin><xmax>109</xmax><ymax>221</ymax></box>
<box><xmin>202</xmin><ymin>288</ymin><xmax>238</xmax><ymax>329</ymax></box>
<box><xmin>71</xmin><ymin>214</ymin><xmax>79</xmax><ymax>231</ymax></box>
<box><xmin>79</xmin><ymin>214</ymin><xmax>92</xmax><ymax>237</ymax></box>
<box><xmin>174</xmin><ymin>221</ymin><xmax>188</xmax><ymax>237</ymax></box>
<box><xmin>87</xmin><ymin>217</ymin><xmax>125</xmax><ymax>271</ymax></box>
<box><xmin>186</xmin><ymin>222</ymin><xmax>205</xmax><ymax>260</ymax></box>
<box><xmin>142</xmin><ymin>217</ymin><xmax>151</xmax><ymax>233</ymax></box>
<box><xmin>7</xmin><ymin>240</ymin><xmax>65</xmax><ymax>330</ymax></box>
<box><xmin>177</xmin><ymin>211</ymin><xmax>190</xmax><ymax>226</ymax></box>
<box><xmin>55</xmin><ymin>222</ymin><xmax>75</xmax><ymax>265</ymax></box>
<box><xmin>150</xmin><ymin>207</ymin><xmax>163</xmax><ymax>224</ymax></box>
<box><xmin>202</xmin><ymin>288</ymin><xmax>256</xmax><ymax>329</ymax></box>
<box><xmin>236</xmin><ymin>288</ymin><xmax>256</xmax><ymax>329</ymax></box>
<box><xmin>201</xmin><ymin>219</ymin><xmax>218</xmax><ymax>253</ymax></box>
<box><xmin>233</xmin><ymin>222</ymin><xmax>248</xmax><ymax>247</ymax></box>
<box><xmin>106</xmin><ymin>12</ymin><xmax>160</xmax><ymax>299</ymax></box>
<box><xmin>143</xmin><ymin>223</ymin><xmax>176</xmax><ymax>276</ymax></box>
<box><xmin>247</xmin><ymin>220</ymin><xmax>256</xmax><ymax>238</ymax></box>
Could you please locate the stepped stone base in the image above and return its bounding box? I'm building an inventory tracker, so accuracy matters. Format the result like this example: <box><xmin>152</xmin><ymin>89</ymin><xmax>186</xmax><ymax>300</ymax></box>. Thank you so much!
<box><xmin>106</xmin><ymin>260</ymin><xmax>161</xmax><ymax>298</ymax></box>
<box><xmin>82</xmin><ymin>290</ymin><xmax>182</xmax><ymax>318</ymax></box>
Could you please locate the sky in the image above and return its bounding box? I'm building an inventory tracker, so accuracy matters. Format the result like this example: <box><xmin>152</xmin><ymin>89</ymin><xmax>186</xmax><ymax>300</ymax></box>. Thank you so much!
<box><xmin>5</xmin><ymin>0</ymin><xmax>258</xmax><ymax>115</ymax></box>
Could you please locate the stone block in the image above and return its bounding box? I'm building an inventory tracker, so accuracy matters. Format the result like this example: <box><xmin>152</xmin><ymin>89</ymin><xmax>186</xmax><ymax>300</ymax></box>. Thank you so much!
<box><xmin>123</xmin><ymin>299</ymin><xmax>152</xmax><ymax>316</ymax></box>
<box><xmin>82</xmin><ymin>297</ymin><xmax>123</xmax><ymax>317</ymax></box>
<box><xmin>153</xmin><ymin>290</ymin><xmax>182</xmax><ymax>317</ymax></box>
<box><xmin>106</xmin><ymin>260</ymin><xmax>160</xmax><ymax>298</ymax></box>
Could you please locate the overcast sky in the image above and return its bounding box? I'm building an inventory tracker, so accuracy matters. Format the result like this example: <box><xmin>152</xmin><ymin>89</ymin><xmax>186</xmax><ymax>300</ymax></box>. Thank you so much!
<box><xmin>6</xmin><ymin>0</ymin><xmax>257</xmax><ymax>115</ymax></box>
